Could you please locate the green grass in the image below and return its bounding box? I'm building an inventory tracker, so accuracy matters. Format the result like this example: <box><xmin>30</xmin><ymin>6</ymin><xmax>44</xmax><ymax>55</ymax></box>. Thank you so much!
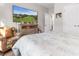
<box><xmin>13</xmin><ymin>15</ymin><xmax>37</xmax><ymax>24</ymax></box>
<box><xmin>23</xmin><ymin>16</ymin><xmax>35</xmax><ymax>23</ymax></box>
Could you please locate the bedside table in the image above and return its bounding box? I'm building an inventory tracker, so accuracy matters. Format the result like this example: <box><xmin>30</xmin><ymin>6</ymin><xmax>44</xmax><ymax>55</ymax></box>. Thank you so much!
<box><xmin>0</xmin><ymin>36</ymin><xmax>6</xmax><ymax>52</ymax></box>
<box><xmin>0</xmin><ymin>34</ymin><xmax>20</xmax><ymax>55</ymax></box>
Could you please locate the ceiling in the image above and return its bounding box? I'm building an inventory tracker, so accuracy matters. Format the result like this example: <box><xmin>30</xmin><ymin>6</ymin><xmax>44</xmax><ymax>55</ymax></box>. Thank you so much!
<box><xmin>38</xmin><ymin>3</ymin><xmax>79</xmax><ymax>9</ymax></box>
<box><xmin>37</xmin><ymin>3</ymin><xmax>54</xmax><ymax>9</ymax></box>
<box><xmin>0</xmin><ymin>3</ymin><xmax>76</xmax><ymax>9</ymax></box>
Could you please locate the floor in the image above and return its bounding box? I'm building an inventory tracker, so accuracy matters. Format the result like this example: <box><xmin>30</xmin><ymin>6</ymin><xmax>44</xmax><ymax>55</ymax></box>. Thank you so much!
<box><xmin>0</xmin><ymin>50</ymin><xmax>15</xmax><ymax>56</ymax></box>
<box><xmin>4</xmin><ymin>50</ymin><xmax>15</xmax><ymax>56</ymax></box>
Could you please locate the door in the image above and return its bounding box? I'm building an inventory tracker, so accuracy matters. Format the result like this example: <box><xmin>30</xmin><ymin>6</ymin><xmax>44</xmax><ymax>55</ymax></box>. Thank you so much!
<box><xmin>44</xmin><ymin>13</ymin><xmax>52</xmax><ymax>32</ymax></box>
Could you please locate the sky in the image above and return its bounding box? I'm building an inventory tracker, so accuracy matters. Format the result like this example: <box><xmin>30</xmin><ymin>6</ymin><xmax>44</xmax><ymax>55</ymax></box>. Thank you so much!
<box><xmin>12</xmin><ymin>5</ymin><xmax>37</xmax><ymax>16</ymax></box>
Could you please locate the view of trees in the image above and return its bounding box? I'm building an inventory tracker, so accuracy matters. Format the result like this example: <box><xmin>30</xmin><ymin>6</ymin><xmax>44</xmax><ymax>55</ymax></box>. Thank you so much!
<box><xmin>13</xmin><ymin>5</ymin><xmax>38</xmax><ymax>25</ymax></box>
<box><xmin>13</xmin><ymin>14</ymin><xmax>38</xmax><ymax>24</ymax></box>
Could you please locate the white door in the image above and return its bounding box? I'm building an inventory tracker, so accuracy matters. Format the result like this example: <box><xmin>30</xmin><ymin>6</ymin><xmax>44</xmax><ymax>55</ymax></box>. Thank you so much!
<box><xmin>44</xmin><ymin>13</ymin><xmax>51</xmax><ymax>32</ymax></box>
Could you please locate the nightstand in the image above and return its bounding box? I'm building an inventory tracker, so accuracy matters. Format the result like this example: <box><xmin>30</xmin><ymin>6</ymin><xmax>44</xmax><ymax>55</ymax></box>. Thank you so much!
<box><xmin>0</xmin><ymin>34</ymin><xmax>20</xmax><ymax>55</ymax></box>
<box><xmin>0</xmin><ymin>36</ymin><xmax>6</xmax><ymax>52</ymax></box>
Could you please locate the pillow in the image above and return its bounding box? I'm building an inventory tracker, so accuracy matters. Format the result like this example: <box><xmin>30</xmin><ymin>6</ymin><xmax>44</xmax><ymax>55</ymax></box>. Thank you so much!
<box><xmin>0</xmin><ymin>27</ymin><xmax>13</xmax><ymax>38</ymax></box>
<box><xmin>0</xmin><ymin>28</ymin><xmax>5</xmax><ymax>37</ymax></box>
<box><xmin>11</xmin><ymin>27</ymin><xmax>16</xmax><ymax>36</ymax></box>
<box><xmin>5</xmin><ymin>27</ymin><xmax>13</xmax><ymax>38</ymax></box>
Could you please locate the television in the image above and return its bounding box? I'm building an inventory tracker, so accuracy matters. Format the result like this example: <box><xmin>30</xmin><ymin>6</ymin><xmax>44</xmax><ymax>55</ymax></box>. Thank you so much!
<box><xmin>12</xmin><ymin>5</ymin><xmax>38</xmax><ymax>25</ymax></box>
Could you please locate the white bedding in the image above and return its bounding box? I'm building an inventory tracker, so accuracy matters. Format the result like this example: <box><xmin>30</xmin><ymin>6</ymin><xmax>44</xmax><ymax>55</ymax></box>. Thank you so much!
<box><xmin>12</xmin><ymin>32</ymin><xmax>79</xmax><ymax>56</ymax></box>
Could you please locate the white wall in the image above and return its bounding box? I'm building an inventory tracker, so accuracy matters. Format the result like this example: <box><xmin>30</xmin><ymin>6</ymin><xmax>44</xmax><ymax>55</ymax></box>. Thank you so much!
<box><xmin>0</xmin><ymin>3</ymin><xmax>15</xmax><ymax>27</ymax></box>
<box><xmin>53</xmin><ymin>3</ymin><xmax>64</xmax><ymax>32</ymax></box>
<box><xmin>63</xmin><ymin>4</ymin><xmax>79</xmax><ymax>33</ymax></box>
<box><xmin>54</xmin><ymin>3</ymin><xmax>79</xmax><ymax>33</ymax></box>
<box><xmin>54</xmin><ymin>3</ymin><xmax>76</xmax><ymax>13</ymax></box>
<box><xmin>0</xmin><ymin>3</ymin><xmax>48</xmax><ymax>31</ymax></box>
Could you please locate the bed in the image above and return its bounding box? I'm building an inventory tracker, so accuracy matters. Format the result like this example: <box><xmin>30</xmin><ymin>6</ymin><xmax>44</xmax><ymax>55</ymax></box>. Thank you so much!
<box><xmin>12</xmin><ymin>32</ymin><xmax>79</xmax><ymax>56</ymax></box>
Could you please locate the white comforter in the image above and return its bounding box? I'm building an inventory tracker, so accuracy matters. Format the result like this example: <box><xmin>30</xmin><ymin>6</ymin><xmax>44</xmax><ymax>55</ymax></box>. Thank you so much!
<box><xmin>12</xmin><ymin>32</ymin><xmax>79</xmax><ymax>56</ymax></box>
